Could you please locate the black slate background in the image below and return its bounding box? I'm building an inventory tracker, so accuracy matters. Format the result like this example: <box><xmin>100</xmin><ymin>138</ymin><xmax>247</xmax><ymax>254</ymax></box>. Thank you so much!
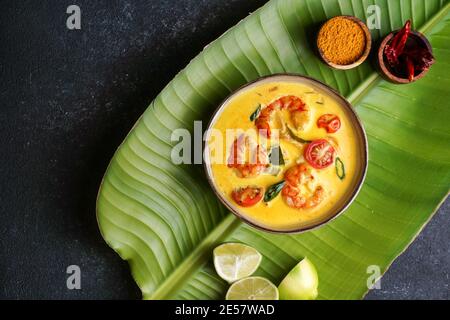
<box><xmin>0</xmin><ymin>0</ymin><xmax>448</xmax><ymax>300</ymax></box>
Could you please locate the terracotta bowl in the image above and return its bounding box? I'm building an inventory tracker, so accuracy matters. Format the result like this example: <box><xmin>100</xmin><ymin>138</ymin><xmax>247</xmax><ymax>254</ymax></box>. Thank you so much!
<box><xmin>378</xmin><ymin>30</ymin><xmax>432</xmax><ymax>84</ymax></box>
<box><xmin>317</xmin><ymin>15</ymin><xmax>372</xmax><ymax>70</ymax></box>
<box><xmin>203</xmin><ymin>74</ymin><xmax>368</xmax><ymax>234</ymax></box>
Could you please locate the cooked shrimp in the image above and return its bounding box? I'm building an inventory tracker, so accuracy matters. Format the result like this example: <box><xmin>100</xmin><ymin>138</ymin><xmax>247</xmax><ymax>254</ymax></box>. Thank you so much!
<box><xmin>281</xmin><ymin>164</ymin><xmax>325</xmax><ymax>209</ymax></box>
<box><xmin>227</xmin><ymin>134</ymin><xmax>268</xmax><ymax>178</ymax></box>
<box><xmin>255</xmin><ymin>95</ymin><xmax>310</xmax><ymax>138</ymax></box>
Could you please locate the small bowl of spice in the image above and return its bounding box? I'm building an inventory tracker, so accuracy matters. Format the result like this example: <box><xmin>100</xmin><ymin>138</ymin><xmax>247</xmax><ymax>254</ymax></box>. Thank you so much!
<box><xmin>317</xmin><ymin>15</ymin><xmax>372</xmax><ymax>70</ymax></box>
<box><xmin>378</xmin><ymin>20</ymin><xmax>435</xmax><ymax>84</ymax></box>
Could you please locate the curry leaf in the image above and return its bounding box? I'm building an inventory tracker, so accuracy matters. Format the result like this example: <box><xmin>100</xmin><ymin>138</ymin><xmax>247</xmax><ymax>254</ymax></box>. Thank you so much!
<box><xmin>269</xmin><ymin>145</ymin><xmax>285</xmax><ymax>166</ymax></box>
<box><xmin>250</xmin><ymin>104</ymin><xmax>261</xmax><ymax>121</ymax></box>
<box><xmin>264</xmin><ymin>180</ymin><xmax>286</xmax><ymax>202</ymax></box>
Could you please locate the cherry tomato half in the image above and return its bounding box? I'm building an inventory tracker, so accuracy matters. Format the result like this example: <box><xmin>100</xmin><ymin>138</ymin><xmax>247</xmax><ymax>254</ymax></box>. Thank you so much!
<box><xmin>232</xmin><ymin>186</ymin><xmax>263</xmax><ymax>207</ymax></box>
<box><xmin>304</xmin><ymin>139</ymin><xmax>335</xmax><ymax>169</ymax></box>
<box><xmin>317</xmin><ymin>114</ymin><xmax>341</xmax><ymax>133</ymax></box>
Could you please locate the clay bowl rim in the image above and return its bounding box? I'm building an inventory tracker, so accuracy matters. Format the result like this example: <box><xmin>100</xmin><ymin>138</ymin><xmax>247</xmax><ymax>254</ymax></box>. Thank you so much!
<box><xmin>317</xmin><ymin>15</ymin><xmax>372</xmax><ymax>70</ymax></box>
<box><xmin>377</xmin><ymin>30</ymin><xmax>432</xmax><ymax>84</ymax></box>
<box><xmin>202</xmin><ymin>73</ymin><xmax>369</xmax><ymax>234</ymax></box>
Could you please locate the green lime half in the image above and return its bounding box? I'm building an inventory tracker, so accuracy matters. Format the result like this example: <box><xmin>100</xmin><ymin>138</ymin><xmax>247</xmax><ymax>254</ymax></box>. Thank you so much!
<box><xmin>278</xmin><ymin>257</ymin><xmax>319</xmax><ymax>300</ymax></box>
<box><xmin>213</xmin><ymin>243</ymin><xmax>262</xmax><ymax>283</ymax></box>
<box><xmin>226</xmin><ymin>276</ymin><xmax>279</xmax><ymax>300</ymax></box>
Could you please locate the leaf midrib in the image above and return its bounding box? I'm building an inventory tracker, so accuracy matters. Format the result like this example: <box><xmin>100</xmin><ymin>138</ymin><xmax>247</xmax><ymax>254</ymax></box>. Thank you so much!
<box><xmin>147</xmin><ymin>2</ymin><xmax>450</xmax><ymax>300</ymax></box>
<box><xmin>148</xmin><ymin>214</ymin><xmax>240</xmax><ymax>299</ymax></box>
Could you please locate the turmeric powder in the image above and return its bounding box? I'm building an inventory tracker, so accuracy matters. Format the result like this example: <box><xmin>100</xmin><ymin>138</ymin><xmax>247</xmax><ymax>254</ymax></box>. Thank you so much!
<box><xmin>317</xmin><ymin>16</ymin><xmax>366</xmax><ymax>65</ymax></box>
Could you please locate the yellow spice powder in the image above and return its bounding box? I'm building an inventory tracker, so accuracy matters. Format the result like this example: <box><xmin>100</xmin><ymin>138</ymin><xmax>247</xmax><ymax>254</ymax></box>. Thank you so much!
<box><xmin>317</xmin><ymin>17</ymin><xmax>366</xmax><ymax>65</ymax></box>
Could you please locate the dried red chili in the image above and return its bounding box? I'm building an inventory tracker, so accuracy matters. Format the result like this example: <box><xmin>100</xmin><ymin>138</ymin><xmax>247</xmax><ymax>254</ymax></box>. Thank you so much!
<box><xmin>403</xmin><ymin>47</ymin><xmax>435</xmax><ymax>70</ymax></box>
<box><xmin>405</xmin><ymin>56</ymin><xmax>415</xmax><ymax>82</ymax></box>
<box><xmin>384</xmin><ymin>20</ymin><xmax>411</xmax><ymax>66</ymax></box>
<box><xmin>384</xmin><ymin>20</ymin><xmax>435</xmax><ymax>82</ymax></box>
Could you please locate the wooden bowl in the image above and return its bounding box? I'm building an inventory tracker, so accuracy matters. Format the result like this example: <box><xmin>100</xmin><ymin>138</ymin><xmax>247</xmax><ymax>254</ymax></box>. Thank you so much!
<box><xmin>378</xmin><ymin>30</ymin><xmax>432</xmax><ymax>84</ymax></box>
<box><xmin>317</xmin><ymin>16</ymin><xmax>372</xmax><ymax>70</ymax></box>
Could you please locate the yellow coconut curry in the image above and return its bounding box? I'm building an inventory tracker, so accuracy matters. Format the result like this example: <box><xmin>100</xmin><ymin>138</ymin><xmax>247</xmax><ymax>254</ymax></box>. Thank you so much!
<box><xmin>206</xmin><ymin>80</ymin><xmax>362</xmax><ymax>231</ymax></box>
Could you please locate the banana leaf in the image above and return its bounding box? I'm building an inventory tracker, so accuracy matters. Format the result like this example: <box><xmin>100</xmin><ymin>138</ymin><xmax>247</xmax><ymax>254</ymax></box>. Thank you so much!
<box><xmin>96</xmin><ymin>0</ymin><xmax>450</xmax><ymax>299</ymax></box>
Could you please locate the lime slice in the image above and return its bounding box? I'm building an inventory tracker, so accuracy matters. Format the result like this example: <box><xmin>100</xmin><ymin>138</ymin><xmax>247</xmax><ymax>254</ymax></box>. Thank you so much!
<box><xmin>226</xmin><ymin>276</ymin><xmax>279</xmax><ymax>300</ymax></box>
<box><xmin>213</xmin><ymin>243</ymin><xmax>262</xmax><ymax>283</ymax></box>
<box><xmin>278</xmin><ymin>257</ymin><xmax>319</xmax><ymax>300</ymax></box>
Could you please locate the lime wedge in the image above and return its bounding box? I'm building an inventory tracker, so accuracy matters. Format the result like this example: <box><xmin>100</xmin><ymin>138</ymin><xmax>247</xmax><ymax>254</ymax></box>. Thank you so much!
<box><xmin>278</xmin><ymin>257</ymin><xmax>319</xmax><ymax>300</ymax></box>
<box><xmin>213</xmin><ymin>243</ymin><xmax>262</xmax><ymax>283</ymax></box>
<box><xmin>226</xmin><ymin>276</ymin><xmax>279</xmax><ymax>300</ymax></box>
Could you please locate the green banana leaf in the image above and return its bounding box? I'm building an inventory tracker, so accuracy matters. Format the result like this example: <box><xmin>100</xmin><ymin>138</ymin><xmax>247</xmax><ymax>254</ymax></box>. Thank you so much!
<box><xmin>97</xmin><ymin>0</ymin><xmax>450</xmax><ymax>299</ymax></box>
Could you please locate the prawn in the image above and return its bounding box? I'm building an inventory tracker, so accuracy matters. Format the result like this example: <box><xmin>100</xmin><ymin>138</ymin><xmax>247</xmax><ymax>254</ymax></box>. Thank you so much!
<box><xmin>255</xmin><ymin>95</ymin><xmax>311</xmax><ymax>138</ymax></box>
<box><xmin>281</xmin><ymin>164</ymin><xmax>325</xmax><ymax>209</ymax></box>
<box><xmin>227</xmin><ymin>134</ymin><xmax>268</xmax><ymax>178</ymax></box>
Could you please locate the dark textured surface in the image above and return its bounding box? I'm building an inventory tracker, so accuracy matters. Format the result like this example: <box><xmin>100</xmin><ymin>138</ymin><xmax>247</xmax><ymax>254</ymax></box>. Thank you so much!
<box><xmin>0</xmin><ymin>0</ymin><xmax>448</xmax><ymax>300</ymax></box>
<box><xmin>365</xmin><ymin>199</ymin><xmax>450</xmax><ymax>300</ymax></box>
